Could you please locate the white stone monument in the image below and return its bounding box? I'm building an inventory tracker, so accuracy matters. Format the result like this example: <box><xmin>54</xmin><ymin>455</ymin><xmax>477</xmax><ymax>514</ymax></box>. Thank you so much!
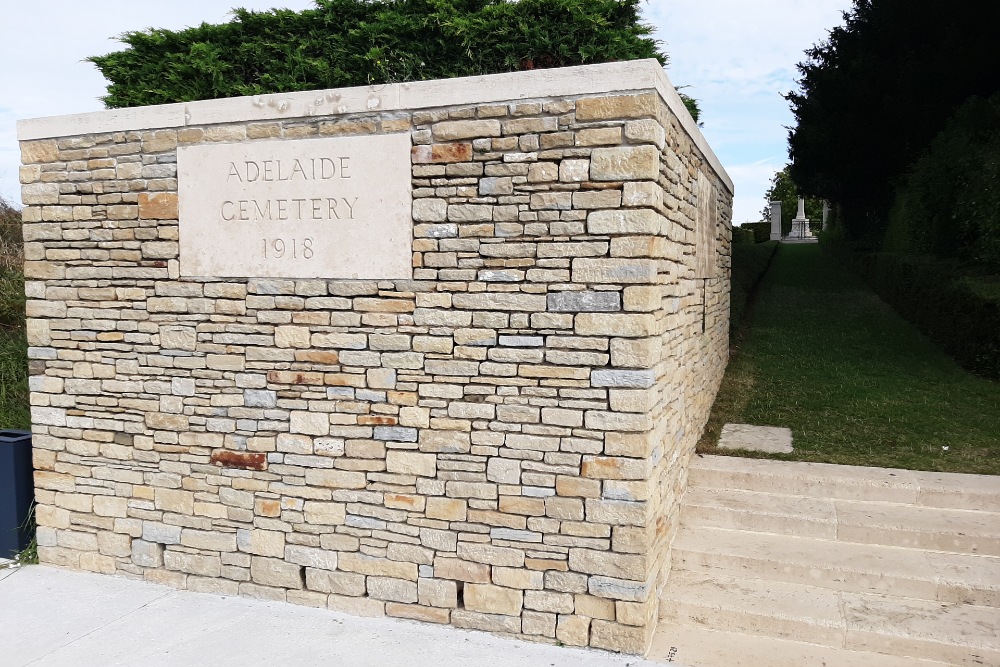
<box><xmin>822</xmin><ymin>200</ymin><xmax>830</xmax><ymax>231</ymax></box>
<box><xmin>769</xmin><ymin>201</ymin><xmax>782</xmax><ymax>241</ymax></box>
<box><xmin>790</xmin><ymin>197</ymin><xmax>813</xmax><ymax>239</ymax></box>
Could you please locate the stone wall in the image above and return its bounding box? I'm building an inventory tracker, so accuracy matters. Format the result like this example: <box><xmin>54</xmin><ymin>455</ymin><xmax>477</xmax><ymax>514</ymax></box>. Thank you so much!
<box><xmin>18</xmin><ymin>61</ymin><xmax>732</xmax><ymax>654</ymax></box>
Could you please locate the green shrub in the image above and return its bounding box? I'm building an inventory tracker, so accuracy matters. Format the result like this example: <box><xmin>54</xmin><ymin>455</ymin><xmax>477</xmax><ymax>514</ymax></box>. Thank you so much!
<box><xmin>87</xmin><ymin>0</ymin><xmax>700</xmax><ymax>121</ymax></box>
<box><xmin>885</xmin><ymin>93</ymin><xmax>1000</xmax><ymax>266</ymax></box>
<box><xmin>740</xmin><ymin>222</ymin><xmax>771</xmax><ymax>244</ymax></box>
<box><xmin>730</xmin><ymin>241</ymin><xmax>779</xmax><ymax>337</ymax></box>
<box><xmin>731</xmin><ymin>226</ymin><xmax>755</xmax><ymax>245</ymax></box>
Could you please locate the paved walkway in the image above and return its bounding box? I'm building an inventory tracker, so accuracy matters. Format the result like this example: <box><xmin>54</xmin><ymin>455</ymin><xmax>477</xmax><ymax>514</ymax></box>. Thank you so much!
<box><xmin>0</xmin><ymin>565</ymin><xmax>666</xmax><ymax>667</ymax></box>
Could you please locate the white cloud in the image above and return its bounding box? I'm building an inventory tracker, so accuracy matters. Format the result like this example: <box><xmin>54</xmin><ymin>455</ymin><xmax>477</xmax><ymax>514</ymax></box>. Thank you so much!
<box><xmin>643</xmin><ymin>0</ymin><xmax>852</xmax><ymax>224</ymax></box>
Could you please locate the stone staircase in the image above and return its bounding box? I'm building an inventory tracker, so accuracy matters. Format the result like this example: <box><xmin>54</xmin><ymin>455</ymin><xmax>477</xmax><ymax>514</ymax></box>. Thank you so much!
<box><xmin>649</xmin><ymin>455</ymin><xmax>1000</xmax><ymax>667</ymax></box>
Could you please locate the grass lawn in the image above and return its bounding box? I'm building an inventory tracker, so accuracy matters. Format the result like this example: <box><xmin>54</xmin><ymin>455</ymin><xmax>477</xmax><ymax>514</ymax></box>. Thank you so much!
<box><xmin>701</xmin><ymin>242</ymin><xmax>1000</xmax><ymax>474</ymax></box>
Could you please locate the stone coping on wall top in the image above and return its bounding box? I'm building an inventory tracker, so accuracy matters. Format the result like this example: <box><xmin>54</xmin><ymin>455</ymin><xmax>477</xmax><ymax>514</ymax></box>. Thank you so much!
<box><xmin>17</xmin><ymin>59</ymin><xmax>733</xmax><ymax>194</ymax></box>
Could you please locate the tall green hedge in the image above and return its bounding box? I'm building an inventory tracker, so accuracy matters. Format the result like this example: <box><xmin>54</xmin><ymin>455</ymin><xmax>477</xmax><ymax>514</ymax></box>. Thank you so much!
<box><xmin>884</xmin><ymin>93</ymin><xmax>1000</xmax><ymax>267</ymax></box>
<box><xmin>88</xmin><ymin>0</ymin><xmax>699</xmax><ymax>119</ymax></box>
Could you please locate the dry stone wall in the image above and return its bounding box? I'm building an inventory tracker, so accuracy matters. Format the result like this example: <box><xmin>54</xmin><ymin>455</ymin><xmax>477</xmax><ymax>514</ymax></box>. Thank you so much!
<box><xmin>19</xmin><ymin>61</ymin><xmax>732</xmax><ymax>654</ymax></box>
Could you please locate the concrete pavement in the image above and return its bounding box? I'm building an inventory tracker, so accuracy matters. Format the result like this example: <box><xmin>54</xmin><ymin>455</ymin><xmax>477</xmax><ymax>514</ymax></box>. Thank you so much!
<box><xmin>0</xmin><ymin>564</ymin><xmax>667</xmax><ymax>667</ymax></box>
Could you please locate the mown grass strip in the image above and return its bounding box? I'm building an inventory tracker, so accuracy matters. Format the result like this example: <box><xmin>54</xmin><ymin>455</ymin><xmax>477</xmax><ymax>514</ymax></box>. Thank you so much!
<box><xmin>701</xmin><ymin>243</ymin><xmax>1000</xmax><ymax>474</ymax></box>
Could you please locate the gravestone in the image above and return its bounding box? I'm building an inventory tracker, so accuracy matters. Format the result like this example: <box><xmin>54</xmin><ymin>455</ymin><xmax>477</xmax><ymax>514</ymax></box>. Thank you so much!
<box><xmin>18</xmin><ymin>59</ymin><xmax>732</xmax><ymax>654</ymax></box>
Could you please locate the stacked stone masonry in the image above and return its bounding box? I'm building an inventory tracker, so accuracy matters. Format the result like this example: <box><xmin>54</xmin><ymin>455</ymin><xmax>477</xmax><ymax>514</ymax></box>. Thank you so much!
<box><xmin>19</xmin><ymin>62</ymin><xmax>732</xmax><ymax>654</ymax></box>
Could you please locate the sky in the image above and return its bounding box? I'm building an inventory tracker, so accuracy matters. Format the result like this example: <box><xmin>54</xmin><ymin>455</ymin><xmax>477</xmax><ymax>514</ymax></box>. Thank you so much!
<box><xmin>0</xmin><ymin>0</ymin><xmax>852</xmax><ymax>225</ymax></box>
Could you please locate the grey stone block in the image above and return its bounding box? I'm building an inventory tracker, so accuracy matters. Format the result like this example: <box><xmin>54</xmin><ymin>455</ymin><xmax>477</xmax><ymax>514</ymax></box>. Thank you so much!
<box><xmin>547</xmin><ymin>291</ymin><xmax>621</xmax><ymax>313</ymax></box>
<box><xmin>374</xmin><ymin>426</ymin><xmax>419</xmax><ymax>442</ymax></box>
<box><xmin>590</xmin><ymin>369</ymin><xmax>655</xmax><ymax>388</ymax></box>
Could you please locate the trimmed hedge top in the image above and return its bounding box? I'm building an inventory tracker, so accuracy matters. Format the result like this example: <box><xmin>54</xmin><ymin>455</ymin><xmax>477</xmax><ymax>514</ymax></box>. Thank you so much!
<box><xmin>89</xmin><ymin>0</ymin><xmax>688</xmax><ymax>115</ymax></box>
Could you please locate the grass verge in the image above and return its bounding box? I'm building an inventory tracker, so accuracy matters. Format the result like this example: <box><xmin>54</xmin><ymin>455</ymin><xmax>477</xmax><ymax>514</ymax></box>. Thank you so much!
<box><xmin>700</xmin><ymin>242</ymin><xmax>1000</xmax><ymax>474</ymax></box>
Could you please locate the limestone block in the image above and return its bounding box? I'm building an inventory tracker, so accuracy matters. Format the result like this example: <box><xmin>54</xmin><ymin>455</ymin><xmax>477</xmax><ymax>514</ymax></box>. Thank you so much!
<box><xmin>307</xmin><ymin>569</ymin><xmax>366</xmax><ymax>596</ymax></box>
<box><xmin>412</xmin><ymin>199</ymin><xmax>448</xmax><ymax>222</ymax></box>
<box><xmin>576</xmin><ymin>313</ymin><xmax>656</xmax><ymax>338</ymax></box>
<box><xmin>590</xmin><ymin>146</ymin><xmax>660</xmax><ymax>181</ymax></box>
<box><xmin>451</xmin><ymin>610</ymin><xmax>521</xmax><ymax>634</ymax></box>
<box><xmin>338</xmin><ymin>552</ymin><xmax>418</xmax><ymax>580</ymax></box>
<box><xmin>559</xmin><ymin>159</ymin><xmax>590</xmax><ymax>183</ymax></box>
<box><xmin>486</xmin><ymin>457</ymin><xmax>521</xmax><ymax>484</ymax></box>
<box><xmin>589</xmin><ymin>619</ymin><xmax>652</xmax><ymax>654</ymax></box>
<box><xmin>181</xmin><ymin>529</ymin><xmax>236</xmax><ymax>552</ymax></box>
<box><xmin>305</xmin><ymin>469</ymin><xmax>367</xmax><ymax>490</ymax></box>
<box><xmin>20</xmin><ymin>139</ymin><xmax>60</xmax><ymax>163</ymax></box>
<box><xmin>425</xmin><ymin>497</ymin><xmax>467</xmax><ymax>521</ymax></box>
<box><xmin>575</xmin><ymin>93</ymin><xmax>657</xmax><ymax>121</ymax></box>
<box><xmin>131</xmin><ymin>539</ymin><xmax>163</xmax><ymax>567</ymax></box>
<box><xmin>609</xmin><ymin>338</ymin><xmax>662</xmax><ymax>368</ymax></box>
<box><xmin>464</xmin><ymin>584</ymin><xmax>523</xmax><ymax>616</ymax></box>
<box><xmin>386</xmin><ymin>450</ymin><xmax>436</xmax><ymax>477</ymax></box>
<box><xmin>239</xmin><ymin>529</ymin><xmax>285</xmax><ymax>558</ymax></box>
<box><xmin>587</xmin><ymin>209</ymin><xmax>662</xmax><ymax>237</ymax></box>
<box><xmin>328</xmin><ymin>594</ymin><xmax>385</xmax><ymax>617</ymax></box>
<box><xmin>250</xmin><ymin>556</ymin><xmax>303</xmax><ymax>589</ymax></box>
<box><xmin>585</xmin><ymin>499</ymin><xmax>647</xmax><ymax>527</ymax></box>
<box><xmin>492</xmin><ymin>567</ymin><xmax>544</xmax><ymax>591</ymax></box>
<box><xmin>285</xmin><ymin>545</ymin><xmax>338</xmax><ymax>570</ymax></box>
<box><xmin>624</xmin><ymin>119</ymin><xmax>666</xmax><ymax>148</ymax></box>
<box><xmin>590</xmin><ymin>369</ymin><xmax>655</xmax><ymax>388</ymax></box>
<box><xmin>274</xmin><ymin>326</ymin><xmax>311</xmax><ymax>348</ymax></box>
<box><xmin>385</xmin><ymin>603</ymin><xmax>451</xmax><ymax>624</ymax></box>
<box><xmin>556</xmin><ymin>614</ymin><xmax>591</xmax><ymax>646</ymax></box>
<box><xmin>290</xmin><ymin>411</ymin><xmax>329</xmax><ymax>436</ymax></box>
<box><xmin>576</xmin><ymin>127</ymin><xmax>622</xmax><ymax>146</ymax></box>
<box><xmin>587</xmin><ymin>575</ymin><xmax>651</xmax><ymax>603</ymax></box>
<box><xmin>556</xmin><ymin>476</ymin><xmax>602</xmax><ymax>498</ymax></box>
<box><xmin>572</xmin><ymin>258</ymin><xmax>657</xmax><ymax>285</ymax></box>
<box><xmin>21</xmin><ymin>183</ymin><xmax>60</xmax><ymax>205</ymax></box>
<box><xmin>433</xmin><ymin>120</ymin><xmax>501</xmax><ymax>140</ymax></box>
<box><xmin>457</xmin><ymin>543</ymin><xmax>524</xmax><ymax>567</ymax></box>
<box><xmin>569</xmin><ymin>549</ymin><xmax>647</xmax><ymax>581</ymax></box>
<box><xmin>574</xmin><ymin>594</ymin><xmax>616</xmax><ymax>621</ymax></box>
<box><xmin>527</xmin><ymin>162</ymin><xmax>558</xmax><ymax>183</ymax></box>
<box><xmin>433</xmin><ymin>557</ymin><xmax>490</xmax><ymax>583</ymax></box>
<box><xmin>141</xmin><ymin>523</ymin><xmax>181</xmax><ymax>545</ymax></box>
<box><xmin>138</xmin><ymin>193</ymin><xmax>178</xmax><ymax>219</ymax></box>
<box><xmin>368</xmin><ymin>576</ymin><xmax>418</xmax><ymax>603</ymax></box>
<box><xmin>522</xmin><ymin>611</ymin><xmax>557</xmax><ymax>637</ymax></box>
<box><xmin>164</xmin><ymin>550</ymin><xmax>222</xmax><ymax>577</ymax></box>
<box><xmin>546</xmin><ymin>291</ymin><xmax>621</xmax><ymax>313</ymax></box>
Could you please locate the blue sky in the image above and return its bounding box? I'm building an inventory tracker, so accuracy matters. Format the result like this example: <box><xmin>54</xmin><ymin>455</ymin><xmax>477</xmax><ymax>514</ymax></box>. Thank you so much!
<box><xmin>0</xmin><ymin>0</ymin><xmax>852</xmax><ymax>224</ymax></box>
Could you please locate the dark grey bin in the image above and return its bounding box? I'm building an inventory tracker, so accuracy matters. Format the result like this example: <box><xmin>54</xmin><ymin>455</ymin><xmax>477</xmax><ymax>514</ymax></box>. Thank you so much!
<box><xmin>0</xmin><ymin>429</ymin><xmax>33</xmax><ymax>558</ymax></box>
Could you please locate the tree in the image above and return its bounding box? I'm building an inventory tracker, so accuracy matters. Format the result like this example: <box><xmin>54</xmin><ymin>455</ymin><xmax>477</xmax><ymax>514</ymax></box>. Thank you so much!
<box><xmin>786</xmin><ymin>0</ymin><xmax>1000</xmax><ymax>247</ymax></box>
<box><xmin>88</xmin><ymin>0</ymin><xmax>700</xmax><ymax>121</ymax></box>
<box><xmin>760</xmin><ymin>166</ymin><xmax>823</xmax><ymax>236</ymax></box>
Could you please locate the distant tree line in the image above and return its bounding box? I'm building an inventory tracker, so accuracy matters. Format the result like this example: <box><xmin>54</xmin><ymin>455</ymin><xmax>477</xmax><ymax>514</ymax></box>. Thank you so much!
<box><xmin>784</xmin><ymin>0</ymin><xmax>1000</xmax><ymax>378</ymax></box>
<box><xmin>786</xmin><ymin>0</ymin><xmax>1000</xmax><ymax>263</ymax></box>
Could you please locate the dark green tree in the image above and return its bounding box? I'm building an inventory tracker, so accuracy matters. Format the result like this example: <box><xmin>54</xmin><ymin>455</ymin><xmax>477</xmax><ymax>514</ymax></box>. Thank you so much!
<box><xmin>786</xmin><ymin>0</ymin><xmax>1000</xmax><ymax>247</ymax></box>
<box><xmin>88</xmin><ymin>0</ymin><xmax>700</xmax><ymax>121</ymax></box>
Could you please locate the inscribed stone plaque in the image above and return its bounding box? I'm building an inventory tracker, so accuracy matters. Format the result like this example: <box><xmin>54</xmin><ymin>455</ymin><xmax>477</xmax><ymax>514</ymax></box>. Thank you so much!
<box><xmin>177</xmin><ymin>133</ymin><xmax>412</xmax><ymax>279</ymax></box>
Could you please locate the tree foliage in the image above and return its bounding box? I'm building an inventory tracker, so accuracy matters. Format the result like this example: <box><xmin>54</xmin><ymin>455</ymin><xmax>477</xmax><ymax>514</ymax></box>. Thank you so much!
<box><xmin>88</xmin><ymin>0</ymin><xmax>700</xmax><ymax>121</ymax></box>
<box><xmin>760</xmin><ymin>166</ymin><xmax>823</xmax><ymax>236</ymax></box>
<box><xmin>786</xmin><ymin>0</ymin><xmax>1000</xmax><ymax>246</ymax></box>
<box><xmin>884</xmin><ymin>93</ymin><xmax>1000</xmax><ymax>266</ymax></box>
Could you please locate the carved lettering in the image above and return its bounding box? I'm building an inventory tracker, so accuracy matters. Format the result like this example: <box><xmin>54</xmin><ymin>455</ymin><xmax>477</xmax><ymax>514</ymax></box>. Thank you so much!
<box><xmin>218</xmin><ymin>197</ymin><xmax>358</xmax><ymax>222</ymax></box>
<box><xmin>226</xmin><ymin>157</ymin><xmax>351</xmax><ymax>182</ymax></box>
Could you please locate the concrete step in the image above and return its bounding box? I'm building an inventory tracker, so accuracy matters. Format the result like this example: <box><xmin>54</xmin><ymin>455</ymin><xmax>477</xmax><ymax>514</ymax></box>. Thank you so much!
<box><xmin>657</xmin><ymin>570</ymin><xmax>1000</xmax><ymax>667</ymax></box>
<box><xmin>649</xmin><ymin>621</ymin><xmax>951</xmax><ymax>667</ymax></box>
<box><xmin>680</xmin><ymin>486</ymin><xmax>1000</xmax><ymax>556</ymax></box>
<box><xmin>672</xmin><ymin>526</ymin><xmax>1000</xmax><ymax>607</ymax></box>
<box><xmin>688</xmin><ymin>455</ymin><xmax>1000</xmax><ymax>511</ymax></box>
